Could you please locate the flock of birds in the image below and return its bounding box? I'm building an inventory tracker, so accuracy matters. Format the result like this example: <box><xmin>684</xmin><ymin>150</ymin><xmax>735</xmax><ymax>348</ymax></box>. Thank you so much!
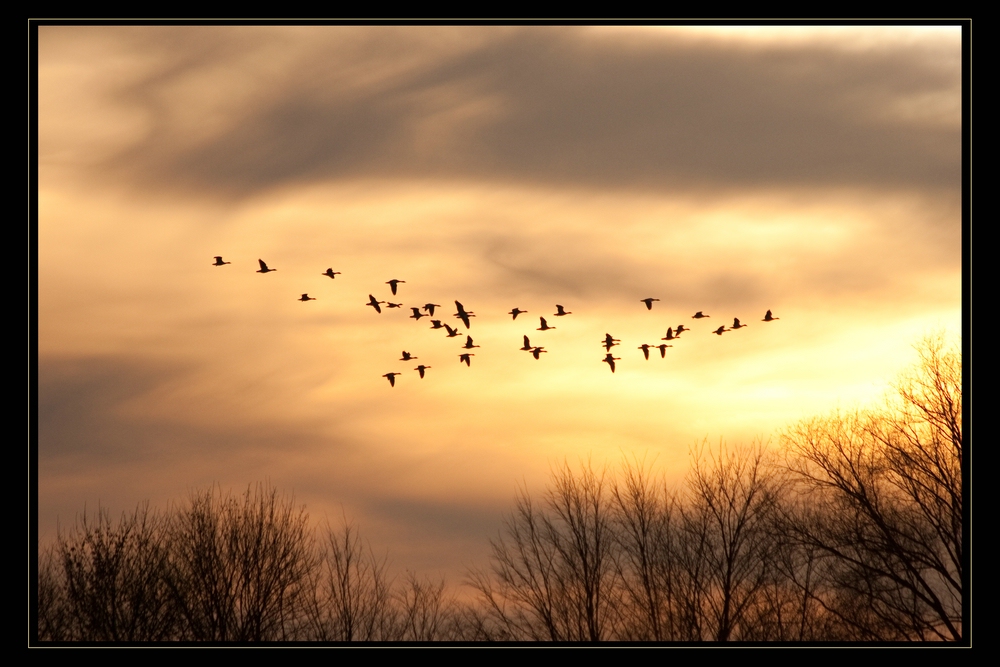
<box><xmin>214</xmin><ymin>257</ymin><xmax>780</xmax><ymax>386</ymax></box>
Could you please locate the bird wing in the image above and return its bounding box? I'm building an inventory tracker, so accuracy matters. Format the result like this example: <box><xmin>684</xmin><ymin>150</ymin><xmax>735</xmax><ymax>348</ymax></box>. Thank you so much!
<box><xmin>258</xmin><ymin>259</ymin><xmax>268</xmax><ymax>271</ymax></box>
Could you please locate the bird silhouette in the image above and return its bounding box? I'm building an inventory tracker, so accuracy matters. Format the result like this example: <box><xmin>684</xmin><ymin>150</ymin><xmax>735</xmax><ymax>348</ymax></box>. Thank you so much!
<box><xmin>429</xmin><ymin>319</ymin><xmax>445</xmax><ymax>329</ymax></box>
<box><xmin>443</xmin><ymin>323</ymin><xmax>462</xmax><ymax>338</ymax></box>
<box><xmin>366</xmin><ymin>294</ymin><xmax>384</xmax><ymax>313</ymax></box>
<box><xmin>602</xmin><ymin>333</ymin><xmax>620</xmax><ymax>351</ymax></box>
<box><xmin>386</xmin><ymin>279</ymin><xmax>406</xmax><ymax>295</ymax></box>
<box><xmin>409</xmin><ymin>307</ymin><xmax>425</xmax><ymax>320</ymax></box>
<box><xmin>322</xmin><ymin>268</ymin><xmax>341</xmax><ymax>279</ymax></box>
<box><xmin>674</xmin><ymin>324</ymin><xmax>688</xmax><ymax>335</ymax></box>
<box><xmin>731</xmin><ymin>317</ymin><xmax>747</xmax><ymax>330</ymax></box>
<box><xmin>423</xmin><ymin>303</ymin><xmax>442</xmax><ymax>316</ymax></box>
<box><xmin>537</xmin><ymin>317</ymin><xmax>556</xmax><ymax>331</ymax></box>
<box><xmin>638</xmin><ymin>344</ymin><xmax>652</xmax><ymax>360</ymax></box>
<box><xmin>256</xmin><ymin>259</ymin><xmax>276</xmax><ymax>273</ymax></box>
<box><xmin>531</xmin><ymin>346</ymin><xmax>547</xmax><ymax>359</ymax></box>
<box><xmin>382</xmin><ymin>372</ymin><xmax>400</xmax><ymax>387</ymax></box>
<box><xmin>763</xmin><ymin>310</ymin><xmax>780</xmax><ymax>322</ymax></box>
<box><xmin>463</xmin><ymin>335</ymin><xmax>481</xmax><ymax>350</ymax></box>
<box><xmin>662</xmin><ymin>328</ymin><xmax>675</xmax><ymax>341</ymax></box>
<box><xmin>554</xmin><ymin>304</ymin><xmax>572</xmax><ymax>316</ymax></box>
<box><xmin>692</xmin><ymin>311</ymin><xmax>710</xmax><ymax>319</ymax></box>
<box><xmin>415</xmin><ymin>365</ymin><xmax>431</xmax><ymax>378</ymax></box>
<box><xmin>459</xmin><ymin>353</ymin><xmax>475</xmax><ymax>366</ymax></box>
<box><xmin>386</xmin><ymin>302</ymin><xmax>404</xmax><ymax>309</ymax></box>
<box><xmin>602</xmin><ymin>353</ymin><xmax>620</xmax><ymax>373</ymax></box>
<box><xmin>656</xmin><ymin>344</ymin><xmax>672</xmax><ymax>358</ymax></box>
<box><xmin>520</xmin><ymin>335</ymin><xmax>533</xmax><ymax>351</ymax></box>
<box><xmin>213</xmin><ymin>256</ymin><xmax>230</xmax><ymax>266</ymax></box>
<box><xmin>400</xmin><ymin>351</ymin><xmax>417</xmax><ymax>361</ymax></box>
<box><xmin>298</xmin><ymin>294</ymin><xmax>316</xmax><ymax>302</ymax></box>
<box><xmin>640</xmin><ymin>298</ymin><xmax>660</xmax><ymax>310</ymax></box>
<box><xmin>454</xmin><ymin>301</ymin><xmax>475</xmax><ymax>329</ymax></box>
<box><xmin>712</xmin><ymin>326</ymin><xmax>728</xmax><ymax>335</ymax></box>
<box><xmin>509</xmin><ymin>308</ymin><xmax>527</xmax><ymax>320</ymax></box>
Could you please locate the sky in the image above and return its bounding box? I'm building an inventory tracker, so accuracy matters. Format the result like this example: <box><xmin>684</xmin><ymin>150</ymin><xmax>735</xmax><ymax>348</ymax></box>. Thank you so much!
<box><xmin>36</xmin><ymin>24</ymin><xmax>963</xmax><ymax>584</ymax></box>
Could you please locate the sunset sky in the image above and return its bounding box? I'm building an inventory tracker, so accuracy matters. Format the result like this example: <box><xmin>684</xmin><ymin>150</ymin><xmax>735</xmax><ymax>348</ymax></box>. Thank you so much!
<box><xmin>36</xmin><ymin>24</ymin><xmax>963</xmax><ymax>583</ymax></box>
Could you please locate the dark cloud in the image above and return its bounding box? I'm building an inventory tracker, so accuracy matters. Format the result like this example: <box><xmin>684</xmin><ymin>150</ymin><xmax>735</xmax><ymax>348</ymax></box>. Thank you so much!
<box><xmin>64</xmin><ymin>27</ymin><xmax>958</xmax><ymax>198</ymax></box>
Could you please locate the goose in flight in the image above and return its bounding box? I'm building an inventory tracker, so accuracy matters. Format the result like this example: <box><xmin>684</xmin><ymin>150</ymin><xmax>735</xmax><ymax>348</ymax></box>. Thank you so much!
<box><xmin>454</xmin><ymin>301</ymin><xmax>475</xmax><ymax>329</ymax></box>
<box><xmin>400</xmin><ymin>351</ymin><xmax>417</xmax><ymax>361</ymax></box>
<box><xmin>386</xmin><ymin>279</ymin><xmax>406</xmax><ymax>295</ymax></box>
<box><xmin>429</xmin><ymin>319</ymin><xmax>445</xmax><ymax>329</ymax></box>
<box><xmin>731</xmin><ymin>317</ymin><xmax>747</xmax><ymax>330</ymax></box>
<box><xmin>638</xmin><ymin>344</ymin><xmax>652</xmax><ymax>360</ymax></box>
<box><xmin>554</xmin><ymin>305</ymin><xmax>572</xmax><ymax>316</ymax></box>
<box><xmin>409</xmin><ymin>307</ymin><xmax>426</xmax><ymax>320</ymax></box>
<box><xmin>712</xmin><ymin>326</ymin><xmax>729</xmax><ymax>335</ymax></box>
<box><xmin>415</xmin><ymin>365</ymin><xmax>431</xmax><ymax>379</ymax></box>
<box><xmin>520</xmin><ymin>335</ymin><xmax>533</xmax><ymax>351</ymax></box>
<box><xmin>763</xmin><ymin>310</ymin><xmax>780</xmax><ymax>322</ymax></box>
<box><xmin>366</xmin><ymin>294</ymin><xmax>384</xmax><ymax>314</ymax></box>
<box><xmin>602</xmin><ymin>333</ymin><xmax>620</xmax><ymax>351</ymax></box>
<box><xmin>443</xmin><ymin>323</ymin><xmax>462</xmax><ymax>338</ymax></box>
<box><xmin>509</xmin><ymin>308</ymin><xmax>527</xmax><ymax>320</ymax></box>
<box><xmin>322</xmin><ymin>268</ymin><xmax>341</xmax><ymax>279</ymax></box>
<box><xmin>459</xmin><ymin>353</ymin><xmax>475</xmax><ymax>366</ymax></box>
<box><xmin>298</xmin><ymin>294</ymin><xmax>316</xmax><ymax>302</ymax></box>
<box><xmin>692</xmin><ymin>311</ymin><xmax>710</xmax><ymax>319</ymax></box>
<box><xmin>256</xmin><ymin>259</ymin><xmax>276</xmax><ymax>273</ymax></box>
<box><xmin>382</xmin><ymin>372</ymin><xmax>400</xmax><ymax>387</ymax></box>
<box><xmin>537</xmin><ymin>317</ymin><xmax>556</xmax><ymax>331</ymax></box>
<box><xmin>530</xmin><ymin>346</ymin><xmax>547</xmax><ymax>360</ymax></box>
<box><xmin>386</xmin><ymin>302</ymin><xmax>404</xmax><ymax>309</ymax></box>
<box><xmin>423</xmin><ymin>303</ymin><xmax>442</xmax><ymax>316</ymax></box>
<box><xmin>656</xmin><ymin>344</ymin><xmax>673</xmax><ymax>358</ymax></box>
<box><xmin>661</xmin><ymin>328</ymin><xmax>675</xmax><ymax>341</ymax></box>
<box><xmin>213</xmin><ymin>256</ymin><xmax>230</xmax><ymax>266</ymax></box>
<box><xmin>602</xmin><ymin>353</ymin><xmax>620</xmax><ymax>373</ymax></box>
<box><xmin>674</xmin><ymin>324</ymin><xmax>688</xmax><ymax>335</ymax></box>
<box><xmin>463</xmin><ymin>335</ymin><xmax>480</xmax><ymax>350</ymax></box>
<box><xmin>640</xmin><ymin>298</ymin><xmax>660</xmax><ymax>310</ymax></box>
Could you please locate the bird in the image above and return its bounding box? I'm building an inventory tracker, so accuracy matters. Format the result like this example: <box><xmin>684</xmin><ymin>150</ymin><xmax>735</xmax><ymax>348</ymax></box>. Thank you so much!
<box><xmin>429</xmin><ymin>319</ymin><xmax>445</xmax><ymax>329</ymax></box>
<box><xmin>463</xmin><ymin>336</ymin><xmax>480</xmax><ymax>350</ymax></box>
<box><xmin>213</xmin><ymin>256</ymin><xmax>230</xmax><ymax>266</ymax></box>
<box><xmin>554</xmin><ymin>305</ymin><xmax>572</xmax><ymax>316</ymax></box>
<box><xmin>322</xmin><ymin>268</ymin><xmax>341</xmax><ymax>279</ymax></box>
<box><xmin>602</xmin><ymin>353</ymin><xmax>620</xmax><ymax>373</ymax></box>
<box><xmin>674</xmin><ymin>324</ymin><xmax>688</xmax><ymax>335</ymax></box>
<box><xmin>415</xmin><ymin>365</ymin><xmax>431</xmax><ymax>378</ymax></box>
<box><xmin>386</xmin><ymin>279</ymin><xmax>406</xmax><ymax>295</ymax></box>
<box><xmin>382</xmin><ymin>372</ymin><xmax>400</xmax><ymax>387</ymax></box>
<box><xmin>443</xmin><ymin>323</ymin><xmax>462</xmax><ymax>338</ymax></box>
<box><xmin>366</xmin><ymin>294</ymin><xmax>384</xmax><ymax>313</ymax></box>
<box><xmin>602</xmin><ymin>333</ymin><xmax>620</xmax><ymax>351</ymax></box>
<box><xmin>656</xmin><ymin>344</ymin><xmax>672</xmax><ymax>358</ymax></box>
<box><xmin>520</xmin><ymin>335</ymin><xmax>533</xmax><ymax>351</ymax></box>
<box><xmin>256</xmin><ymin>259</ymin><xmax>276</xmax><ymax>273</ymax></box>
<box><xmin>638</xmin><ymin>344</ymin><xmax>652</xmax><ymax>360</ymax></box>
<box><xmin>640</xmin><ymin>298</ymin><xmax>660</xmax><ymax>310</ymax></box>
<box><xmin>459</xmin><ymin>353</ymin><xmax>475</xmax><ymax>366</ymax></box>
<box><xmin>298</xmin><ymin>294</ymin><xmax>316</xmax><ymax>301</ymax></box>
<box><xmin>731</xmin><ymin>317</ymin><xmax>747</xmax><ymax>330</ymax></box>
<box><xmin>662</xmin><ymin>328</ymin><xmax>675</xmax><ymax>341</ymax></box>
<box><xmin>423</xmin><ymin>303</ymin><xmax>442</xmax><ymax>316</ymax></box>
<box><xmin>531</xmin><ymin>346</ymin><xmax>547</xmax><ymax>359</ymax></box>
<box><xmin>692</xmin><ymin>311</ymin><xmax>710</xmax><ymax>319</ymax></box>
<box><xmin>386</xmin><ymin>302</ymin><xmax>404</xmax><ymax>309</ymax></box>
<box><xmin>409</xmin><ymin>307</ymin><xmax>425</xmax><ymax>320</ymax></box>
<box><xmin>454</xmin><ymin>301</ymin><xmax>475</xmax><ymax>329</ymax></box>
<box><xmin>712</xmin><ymin>326</ymin><xmax>728</xmax><ymax>335</ymax></box>
<box><xmin>400</xmin><ymin>351</ymin><xmax>417</xmax><ymax>361</ymax></box>
<box><xmin>763</xmin><ymin>310</ymin><xmax>780</xmax><ymax>322</ymax></box>
<box><xmin>537</xmin><ymin>317</ymin><xmax>556</xmax><ymax>331</ymax></box>
<box><xmin>509</xmin><ymin>308</ymin><xmax>527</xmax><ymax>320</ymax></box>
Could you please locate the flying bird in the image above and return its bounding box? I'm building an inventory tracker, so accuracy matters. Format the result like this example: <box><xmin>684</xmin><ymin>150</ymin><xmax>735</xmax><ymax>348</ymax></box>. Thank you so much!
<box><xmin>454</xmin><ymin>301</ymin><xmax>475</xmax><ymax>329</ymax></box>
<box><xmin>692</xmin><ymin>311</ymin><xmax>710</xmax><ymax>319</ymax></box>
<box><xmin>731</xmin><ymin>317</ymin><xmax>747</xmax><ymax>330</ymax></box>
<box><xmin>386</xmin><ymin>302</ymin><xmax>404</xmax><ymax>309</ymax></box>
<box><xmin>640</xmin><ymin>298</ymin><xmax>660</xmax><ymax>310</ymax></box>
<box><xmin>386</xmin><ymin>279</ymin><xmax>406</xmax><ymax>295</ymax></box>
<box><xmin>409</xmin><ymin>307</ymin><xmax>425</xmax><ymax>320</ymax></box>
<box><xmin>429</xmin><ymin>320</ymin><xmax>445</xmax><ymax>329</ymax></box>
<box><xmin>520</xmin><ymin>335</ymin><xmax>533</xmax><ymax>351</ymax></box>
<box><xmin>531</xmin><ymin>346</ymin><xmax>547</xmax><ymax>359</ymax></box>
<box><xmin>674</xmin><ymin>324</ymin><xmax>688</xmax><ymax>335</ymax></box>
<box><xmin>602</xmin><ymin>333</ymin><xmax>620</xmax><ymax>351</ymax></box>
<box><xmin>256</xmin><ymin>259</ymin><xmax>276</xmax><ymax>273</ymax></box>
<box><xmin>712</xmin><ymin>326</ymin><xmax>729</xmax><ymax>335</ymax></box>
<box><xmin>638</xmin><ymin>344</ymin><xmax>652</xmax><ymax>360</ymax></box>
<box><xmin>298</xmin><ymin>294</ymin><xmax>316</xmax><ymax>301</ymax></box>
<box><xmin>382</xmin><ymin>372</ymin><xmax>400</xmax><ymax>387</ymax></box>
<box><xmin>662</xmin><ymin>328</ymin><xmax>675</xmax><ymax>341</ymax></box>
<box><xmin>459</xmin><ymin>353</ymin><xmax>475</xmax><ymax>366</ymax></box>
<box><xmin>537</xmin><ymin>317</ymin><xmax>556</xmax><ymax>331</ymax></box>
<box><xmin>656</xmin><ymin>344</ymin><xmax>672</xmax><ymax>358</ymax></box>
<box><xmin>366</xmin><ymin>294</ymin><xmax>384</xmax><ymax>313</ymax></box>
<box><xmin>554</xmin><ymin>305</ymin><xmax>572</xmax><ymax>316</ymax></box>
<box><xmin>400</xmin><ymin>351</ymin><xmax>417</xmax><ymax>361</ymax></box>
<box><xmin>509</xmin><ymin>308</ymin><xmax>527</xmax><ymax>320</ymax></box>
<box><xmin>602</xmin><ymin>353</ymin><xmax>620</xmax><ymax>373</ymax></box>
<box><xmin>415</xmin><ymin>365</ymin><xmax>431</xmax><ymax>379</ymax></box>
<box><xmin>443</xmin><ymin>323</ymin><xmax>462</xmax><ymax>338</ymax></box>
<box><xmin>463</xmin><ymin>336</ymin><xmax>480</xmax><ymax>350</ymax></box>
<box><xmin>213</xmin><ymin>256</ymin><xmax>230</xmax><ymax>266</ymax></box>
<box><xmin>763</xmin><ymin>310</ymin><xmax>780</xmax><ymax>322</ymax></box>
<box><xmin>322</xmin><ymin>268</ymin><xmax>341</xmax><ymax>279</ymax></box>
<box><xmin>423</xmin><ymin>303</ymin><xmax>442</xmax><ymax>316</ymax></box>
